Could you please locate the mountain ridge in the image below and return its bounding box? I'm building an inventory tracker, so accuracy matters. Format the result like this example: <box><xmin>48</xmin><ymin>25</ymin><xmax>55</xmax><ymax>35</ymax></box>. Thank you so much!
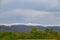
<box><xmin>0</xmin><ymin>23</ymin><xmax>60</xmax><ymax>27</ymax></box>
<box><xmin>0</xmin><ymin>23</ymin><xmax>60</xmax><ymax>32</ymax></box>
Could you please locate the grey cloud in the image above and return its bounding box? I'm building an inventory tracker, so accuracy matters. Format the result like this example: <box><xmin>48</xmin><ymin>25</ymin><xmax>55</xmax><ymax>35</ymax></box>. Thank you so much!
<box><xmin>1</xmin><ymin>0</ymin><xmax>60</xmax><ymax>12</ymax></box>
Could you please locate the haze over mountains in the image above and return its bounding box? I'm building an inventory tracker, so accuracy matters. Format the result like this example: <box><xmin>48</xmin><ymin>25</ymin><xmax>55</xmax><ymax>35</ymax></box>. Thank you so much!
<box><xmin>0</xmin><ymin>23</ymin><xmax>60</xmax><ymax>32</ymax></box>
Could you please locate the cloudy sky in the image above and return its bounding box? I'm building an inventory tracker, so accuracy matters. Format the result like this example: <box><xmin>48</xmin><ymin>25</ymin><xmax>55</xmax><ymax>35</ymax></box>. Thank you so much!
<box><xmin>0</xmin><ymin>0</ymin><xmax>60</xmax><ymax>25</ymax></box>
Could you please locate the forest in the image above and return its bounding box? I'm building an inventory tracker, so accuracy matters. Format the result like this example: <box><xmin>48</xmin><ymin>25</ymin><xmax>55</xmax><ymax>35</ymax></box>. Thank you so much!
<box><xmin>0</xmin><ymin>28</ymin><xmax>60</xmax><ymax>40</ymax></box>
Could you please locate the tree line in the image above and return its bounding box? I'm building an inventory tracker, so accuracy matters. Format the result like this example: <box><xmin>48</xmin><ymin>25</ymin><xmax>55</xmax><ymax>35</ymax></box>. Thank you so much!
<box><xmin>0</xmin><ymin>28</ymin><xmax>60</xmax><ymax>40</ymax></box>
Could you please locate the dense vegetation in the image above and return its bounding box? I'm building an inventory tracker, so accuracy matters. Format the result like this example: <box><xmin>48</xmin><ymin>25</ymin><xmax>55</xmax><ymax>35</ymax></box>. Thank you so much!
<box><xmin>0</xmin><ymin>28</ymin><xmax>60</xmax><ymax>40</ymax></box>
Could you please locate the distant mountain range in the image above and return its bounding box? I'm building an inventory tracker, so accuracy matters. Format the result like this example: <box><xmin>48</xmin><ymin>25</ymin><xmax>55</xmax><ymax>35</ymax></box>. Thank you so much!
<box><xmin>0</xmin><ymin>23</ymin><xmax>60</xmax><ymax>32</ymax></box>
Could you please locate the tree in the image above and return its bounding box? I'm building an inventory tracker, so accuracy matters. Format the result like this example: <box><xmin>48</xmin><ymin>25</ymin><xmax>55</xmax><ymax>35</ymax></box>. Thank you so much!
<box><xmin>30</xmin><ymin>28</ymin><xmax>45</xmax><ymax>39</ymax></box>
<box><xmin>45</xmin><ymin>28</ymin><xmax>58</xmax><ymax>39</ymax></box>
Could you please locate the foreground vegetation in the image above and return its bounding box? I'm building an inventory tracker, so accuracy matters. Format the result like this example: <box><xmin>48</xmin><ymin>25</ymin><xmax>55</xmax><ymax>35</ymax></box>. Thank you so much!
<box><xmin>0</xmin><ymin>28</ymin><xmax>60</xmax><ymax>40</ymax></box>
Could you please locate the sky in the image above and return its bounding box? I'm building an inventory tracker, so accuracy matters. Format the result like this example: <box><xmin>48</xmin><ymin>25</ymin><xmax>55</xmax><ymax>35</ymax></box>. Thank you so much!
<box><xmin>0</xmin><ymin>0</ymin><xmax>60</xmax><ymax>25</ymax></box>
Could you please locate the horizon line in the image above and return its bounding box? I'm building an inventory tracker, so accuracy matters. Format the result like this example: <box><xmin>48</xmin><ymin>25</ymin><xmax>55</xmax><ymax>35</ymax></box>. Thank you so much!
<box><xmin>0</xmin><ymin>23</ymin><xmax>60</xmax><ymax>27</ymax></box>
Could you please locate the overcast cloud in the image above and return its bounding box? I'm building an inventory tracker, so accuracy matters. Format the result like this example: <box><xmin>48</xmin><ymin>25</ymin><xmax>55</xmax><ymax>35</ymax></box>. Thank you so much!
<box><xmin>0</xmin><ymin>0</ymin><xmax>60</xmax><ymax>25</ymax></box>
